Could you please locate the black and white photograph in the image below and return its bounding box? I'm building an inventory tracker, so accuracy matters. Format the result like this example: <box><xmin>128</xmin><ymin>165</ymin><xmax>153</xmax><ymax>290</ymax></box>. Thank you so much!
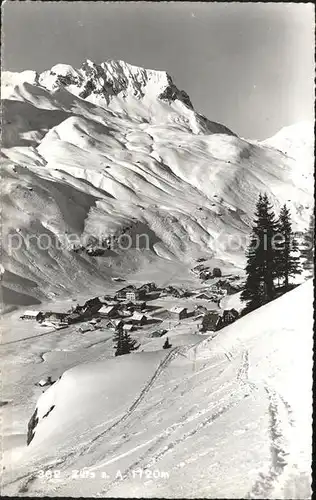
<box><xmin>1</xmin><ymin>2</ymin><xmax>314</xmax><ymax>498</ymax></box>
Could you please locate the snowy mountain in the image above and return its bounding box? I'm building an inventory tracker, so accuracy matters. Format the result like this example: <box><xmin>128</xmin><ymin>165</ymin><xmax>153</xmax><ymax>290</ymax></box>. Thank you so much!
<box><xmin>2</xmin><ymin>280</ymin><xmax>312</xmax><ymax>498</ymax></box>
<box><xmin>1</xmin><ymin>60</ymin><xmax>314</xmax><ymax>305</ymax></box>
<box><xmin>2</xmin><ymin>61</ymin><xmax>234</xmax><ymax>135</ymax></box>
<box><xmin>262</xmin><ymin>121</ymin><xmax>313</xmax><ymax>160</ymax></box>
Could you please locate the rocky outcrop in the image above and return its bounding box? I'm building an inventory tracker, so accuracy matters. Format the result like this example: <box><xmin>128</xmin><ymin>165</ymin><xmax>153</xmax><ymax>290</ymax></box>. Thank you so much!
<box><xmin>27</xmin><ymin>404</ymin><xmax>55</xmax><ymax>445</ymax></box>
<box><xmin>27</xmin><ymin>408</ymin><xmax>38</xmax><ymax>446</ymax></box>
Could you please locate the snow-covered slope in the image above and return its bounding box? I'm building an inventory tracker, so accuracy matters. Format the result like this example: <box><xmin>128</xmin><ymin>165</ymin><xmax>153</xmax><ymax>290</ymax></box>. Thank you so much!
<box><xmin>2</xmin><ymin>280</ymin><xmax>312</xmax><ymax>498</ymax></box>
<box><xmin>260</xmin><ymin>121</ymin><xmax>314</xmax><ymax>191</ymax></box>
<box><xmin>262</xmin><ymin>121</ymin><xmax>313</xmax><ymax>161</ymax></box>
<box><xmin>1</xmin><ymin>61</ymin><xmax>314</xmax><ymax>304</ymax></box>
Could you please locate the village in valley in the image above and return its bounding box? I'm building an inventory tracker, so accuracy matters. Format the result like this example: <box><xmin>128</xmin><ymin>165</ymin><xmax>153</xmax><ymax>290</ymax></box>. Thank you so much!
<box><xmin>19</xmin><ymin>265</ymin><xmax>244</xmax><ymax>385</ymax></box>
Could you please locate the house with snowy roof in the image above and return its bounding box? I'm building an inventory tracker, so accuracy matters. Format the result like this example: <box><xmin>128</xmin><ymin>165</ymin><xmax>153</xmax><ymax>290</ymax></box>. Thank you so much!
<box><xmin>169</xmin><ymin>306</ymin><xmax>187</xmax><ymax>320</ymax></box>
<box><xmin>123</xmin><ymin>323</ymin><xmax>136</xmax><ymax>332</ymax></box>
<box><xmin>115</xmin><ymin>285</ymin><xmax>145</xmax><ymax>301</ymax></box>
<box><xmin>201</xmin><ymin>311</ymin><xmax>222</xmax><ymax>332</ymax></box>
<box><xmin>99</xmin><ymin>304</ymin><xmax>120</xmax><ymax>318</ymax></box>
<box><xmin>20</xmin><ymin>310</ymin><xmax>42</xmax><ymax>321</ymax></box>
<box><xmin>127</xmin><ymin>311</ymin><xmax>147</xmax><ymax>325</ymax></box>
<box><xmin>77</xmin><ymin>323</ymin><xmax>95</xmax><ymax>333</ymax></box>
<box><xmin>106</xmin><ymin>319</ymin><xmax>124</xmax><ymax>330</ymax></box>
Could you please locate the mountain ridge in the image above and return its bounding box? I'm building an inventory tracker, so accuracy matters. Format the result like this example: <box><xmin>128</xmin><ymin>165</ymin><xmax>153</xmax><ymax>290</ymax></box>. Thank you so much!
<box><xmin>1</xmin><ymin>60</ymin><xmax>314</xmax><ymax>305</ymax></box>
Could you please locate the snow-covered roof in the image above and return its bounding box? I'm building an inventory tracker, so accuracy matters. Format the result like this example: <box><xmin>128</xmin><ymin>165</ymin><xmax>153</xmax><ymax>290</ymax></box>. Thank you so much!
<box><xmin>99</xmin><ymin>305</ymin><xmax>116</xmax><ymax>314</ymax></box>
<box><xmin>170</xmin><ymin>306</ymin><xmax>187</xmax><ymax>314</ymax></box>
<box><xmin>131</xmin><ymin>312</ymin><xmax>146</xmax><ymax>321</ymax></box>
<box><xmin>23</xmin><ymin>310</ymin><xmax>40</xmax><ymax>317</ymax></box>
<box><xmin>78</xmin><ymin>324</ymin><xmax>92</xmax><ymax>332</ymax></box>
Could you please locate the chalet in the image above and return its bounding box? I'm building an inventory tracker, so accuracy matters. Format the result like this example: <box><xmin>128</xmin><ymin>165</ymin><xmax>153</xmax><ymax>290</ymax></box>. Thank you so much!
<box><xmin>120</xmin><ymin>308</ymin><xmax>133</xmax><ymax>317</ymax></box>
<box><xmin>123</xmin><ymin>324</ymin><xmax>136</xmax><ymax>332</ymax></box>
<box><xmin>42</xmin><ymin>312</ymin><xmax>69</xmax><ymax>324</ymax></box>
<box><xmin>212</xmin><ymin>267</ymin><xmax>222</xmax><ymax>278</ymax></box>
<box><xmin>115</xmin><ymin>285</ymin><xmax>145</xmax><ymax>301</ymax></box>
<box><xmin>201</xmin><ymin>311</ymin><xmax>221</xmax><ymax>332</ymax></box>
<box><xmin>67</xmin><ymin>312</ymin><xmax>82</xmax><ymax>324</ymax></box>
<box><xmin>20</xmin><ymin>310</ymin><xmax>42</xmax><ymax>321</ymax></box>
<box><xmin>115</xmin><ymin>285</ymin><xmax>134</xmax><ymax>299</ymax></box>
<box><xmin>128</xmin><ymin>311</ymin><xmax>147</xmax><ymax>325</ymax></box>
<box><xmin>127</xmin><ymin>289</ymin><xmax>146</xmax><ymax>301</ymax></box>
<box><xmin>170</xmin><ymin>306</ymin><xmax>187</xmax><ymax>320</ymax></box>
<box><xmin>218</xmin><ymin>309</ymin><xmax>239</xmax><ymax>329</ymax></box>
<box><xmin>106</xmin><ymin>319</ymin><xmax>124</xmax><ymax>330</ymax></box>
<box><xmin>78</xmin><ymin>323</ymin><xmax>94</xmax><ymax>333</ymax></box>
<box><xmin>89</xmin><ymin>318</ymin><xmax>101</xmax><ymax>326</ymax></box>
<box><xmin>38</xmin><ymin>376</ymin><xmax>54</xmax><ymax>387</ymax></box>
<box><xmin>99</xmin><ymin>305</ymin><xmax>119</xmax><ymax>318</ymax></box>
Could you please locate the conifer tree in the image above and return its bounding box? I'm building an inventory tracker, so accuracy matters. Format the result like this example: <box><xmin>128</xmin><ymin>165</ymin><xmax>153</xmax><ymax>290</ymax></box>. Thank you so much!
<box><xmin>113</xmin><ymin>324</ymin><xmax>139</xmax><ymax>356</ymax></box>
<box><xmin>163</xmin><ymin>337</ymin><xmax>172</xmax><ymax>349</ymax></box>
<box><xmin>241</xmin><ymin>193</ymin><xmax>278</xmax><ymax>312</ymax></box>
<box><xmin>113</xmin><ymin>325</ymin><xmax>124</xmax><ymax>356</ymax></box>
<box><xmin>275</xmin><ymin>204</ymin><xmax>302</xmax><ymax>288</ymax></box>
<box><xmin>301</xmin><ymin>212</ymin><xmax>314</xmax><ymax>277</ymax></box>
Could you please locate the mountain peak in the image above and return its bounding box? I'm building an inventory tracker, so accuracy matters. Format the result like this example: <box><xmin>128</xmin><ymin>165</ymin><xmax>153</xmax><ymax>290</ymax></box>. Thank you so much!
<box><xmin>261</xmin><ymin>120</ymin><xmax>314</xmax><ymax>162</ymax></box>
<box><xmin>37</xmin><ymin>59</ymin><xmax>194</xmax><ymax>109</ymax></box>
<box><xmin>2</xmin><ymin>59</ymin><xmax>235</xmax><ymax>136</ymax></box>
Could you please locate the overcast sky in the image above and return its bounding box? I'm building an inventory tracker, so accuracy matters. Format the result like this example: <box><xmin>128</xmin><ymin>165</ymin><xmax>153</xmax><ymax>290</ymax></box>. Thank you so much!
<box><xmin>2</xmin><ymin>2</ymin><xmax>314</xmax><ymax>140</ymax></box>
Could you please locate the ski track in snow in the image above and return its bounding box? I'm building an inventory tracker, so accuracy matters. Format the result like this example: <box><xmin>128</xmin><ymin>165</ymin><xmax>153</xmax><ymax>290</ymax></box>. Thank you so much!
<box><xmin>229</xmin><ymin>349</ymin><xmax>299</xmax><ymax>499</ymax></box>
<box><xmin>96</xmin><ymin>350</ymin><xmax>257</xmax><ymax>495</ymax></box>
<box><xmin>98</xmin><ymin>389</ymin><xmax>251</xmax><ymax>496</ymax></box>
<box><xmin>15</xmin><ymin>346</ymin><xmax>287</xmax><ymax>497</ymax></box>
<box><xmin>11</xmin><ymin>346</ymin><xmax>183</xmax><ymax>494</ymax></box>
<box><xmin>92</xmin><ymin>361</ymin><xmax>235</xmax><ymax>475</ymax></box>
<box><xmin>246</xmin><ymin>386</ymin><xmax>292</xmax><ymax>499</ymax></box>
<box><xmin>98</xmin><ymin>347</ymin><xmax>298</xmax><ymax>500</ymax></box>
<box><xmin>232</xmin><ymin>352</ymin><xmax>297</xmax><ymax>500</ymax></box>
